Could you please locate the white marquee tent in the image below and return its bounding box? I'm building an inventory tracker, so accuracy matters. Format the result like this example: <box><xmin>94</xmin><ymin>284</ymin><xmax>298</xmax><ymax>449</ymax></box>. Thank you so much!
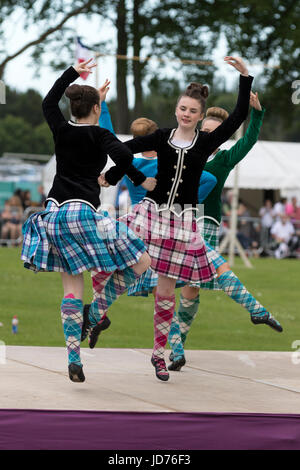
<box><xmin>222</xmin><ymin>140</ymin><xmax>300</xmax><ymax>191</ymax></box>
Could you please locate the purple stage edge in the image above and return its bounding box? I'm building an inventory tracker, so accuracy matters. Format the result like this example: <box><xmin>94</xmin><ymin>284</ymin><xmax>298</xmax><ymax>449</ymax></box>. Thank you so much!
<box><xmin>1</xmin><ymin>409</ymin><xmax>300</xmax><ymax>450</ymax></box>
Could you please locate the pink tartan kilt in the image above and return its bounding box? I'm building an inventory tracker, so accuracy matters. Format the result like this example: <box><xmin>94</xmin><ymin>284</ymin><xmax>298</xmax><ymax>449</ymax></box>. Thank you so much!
<box><xmin>120</xmin><ymin>199</ymin><xmax>216</xmax><ymax>283</ymax></box>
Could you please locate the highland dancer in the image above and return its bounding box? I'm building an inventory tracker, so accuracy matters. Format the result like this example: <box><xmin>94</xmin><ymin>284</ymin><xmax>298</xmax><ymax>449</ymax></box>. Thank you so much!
<box><xmin>95</xmin><ymin>56</ymin><xmax>253</xmax><ymax>381</ymax></box>
<box><xmin>123</xmin><ymin>92</ymin><xmax>283</xmax><ymax>372</ymax></box>
<box><xmin>21</xmin><ymin>59</ymin><xmax>154</xmax><ymax>383</ymax></box>
<box><xmin>83</xmin><ymin>114</ymin><xmax>217</xmax><ymax>341</ymax></box>
<box><xmin>167</xmin><ymin>91</ymin><xmax>283</xmax><ymax>371</ymax></box>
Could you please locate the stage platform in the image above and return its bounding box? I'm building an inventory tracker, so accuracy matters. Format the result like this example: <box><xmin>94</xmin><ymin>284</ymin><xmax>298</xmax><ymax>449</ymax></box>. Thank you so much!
<box><xmin>2</xmin><ymin>345</ymin><xmax>300</xmax><ymax>413</ymax></box>
<box><xmin>1</xmin><ymin>346</ymin><xmax>300</xmax><ymax>450</ymax></box>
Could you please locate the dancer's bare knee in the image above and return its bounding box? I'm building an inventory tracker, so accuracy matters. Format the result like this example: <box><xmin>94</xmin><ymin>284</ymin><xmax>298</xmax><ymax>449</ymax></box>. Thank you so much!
<box><xmin>132</xmin><ymin>252</ymin><xmax>151</xmax><ymax>275</ymax></box>
<box><xmin>216</xmin><ymin>262</ymin><xmax>230</xmax><ymax>277</ymax></box>
<box><xmin>181</xmin><ymin>285</ymin><xmax>199</xmax><ymax>300</ymax></box>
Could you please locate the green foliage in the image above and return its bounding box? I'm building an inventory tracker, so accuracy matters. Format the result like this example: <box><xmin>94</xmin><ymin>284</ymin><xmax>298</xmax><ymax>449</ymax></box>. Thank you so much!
<box><xmin>142</xmin><ymin>77</ymin><xmax>182</xmax><ymax>128</ymax></box>
<box><xmin>0</xmin><ymin>87</ymin><xmax>44</xmax><ymax>127</ymax></box>
<box><xmin>0</xmin><ymin>86</ymin><xmax>70</xmax><ymax>156</ymax></box>
<box><xmin>0</xmin><ymin>115</ymin><xmax>33</xmax><ymax>155</ymax></box>
<box><xmin>31</xmin><ymin>122</ymin><xmax>54</xmax><ymax>154</ymax></box>
<box><xmin>220</xmin><ymin>0</ymin><xmax>300</xmax><ymax>125</ymax></box>
<box><xmin>0</xmin><ymin>114</ymin><xmax>54</xmax><ymax>156</ymax></box>
<box><xmin>0</xmin><ymin>0</ymin><xmax>299</xmax><ymax>140</ymax></box>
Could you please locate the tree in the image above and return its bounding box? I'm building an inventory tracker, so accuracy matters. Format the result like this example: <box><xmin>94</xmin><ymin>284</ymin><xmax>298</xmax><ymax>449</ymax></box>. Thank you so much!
<box><xmin>142</xmin><ymin>77</ymin><xmax>182</xmax><ymax>128</ymax></box>
<box><xmin>0</xmin><ymin>0</ymin><xmax>98</xmax><ymax>79</ymax></box>
<box><xmin>0</xmin><ymin>87</ymin><xmax>58</xmax><ymax>156</ymax></box>
<box><xmin>0</xmin><ymin>87</ymin><xmax>44</xmax><ymax>127</ymax></box>
<box><xmin>127</xmin><ymin>0</ymin><xmax>237</xmax><ymax>121</ymax></box>
<box><xmin>220</xmin><ymin>0</ymin><xmax>300</xmax><ymax>128</ymax></box>
<box><xmin>32</xmin><ymin>122</ymin><xmax>54</xmax><ymax>154</ymax></box>
<box><xmin>115</xmin><ymin>0</ymin><xmax>130</xmax><ymax>133</ymax></box>
<box><xmin>0</xmin><ymin>115</ymin><xmax>33</xmax><ymax>155</ymax></box>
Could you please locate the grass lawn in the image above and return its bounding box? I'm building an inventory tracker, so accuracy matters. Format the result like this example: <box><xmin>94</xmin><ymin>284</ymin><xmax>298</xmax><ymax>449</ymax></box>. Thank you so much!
<box><xmin>0</xmin><ymin>247</ymin><xmax>299</xmax><ymax>352</ymax></box>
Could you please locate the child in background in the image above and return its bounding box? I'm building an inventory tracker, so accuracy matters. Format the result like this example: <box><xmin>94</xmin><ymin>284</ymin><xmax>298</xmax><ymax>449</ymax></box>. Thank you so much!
<box><xmin>12</xmin><ymin>315</ymin><xmax>19</xmax><ymax>334</ymax></box>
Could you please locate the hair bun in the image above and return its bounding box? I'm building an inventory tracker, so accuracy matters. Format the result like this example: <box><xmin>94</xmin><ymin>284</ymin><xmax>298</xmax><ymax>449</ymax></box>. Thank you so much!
<box><xmin>186</xmin><ymin>82</ymin><xmax>209</xmax><ymax>99</ymax></box>
<box><xmin>65</xmin><ymin>84</ymin><xmax>83</xmax><ymax>101</ymax></box>
<box><xmin>206</xmin><ymin>106</ymin><xmax>229</xmax><ymax>121</ymax></box>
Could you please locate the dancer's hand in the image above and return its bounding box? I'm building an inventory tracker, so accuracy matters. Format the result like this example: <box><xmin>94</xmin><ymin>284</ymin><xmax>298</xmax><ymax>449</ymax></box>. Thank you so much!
<box><xmin>99</xmin><ymin>79</ymin><xmax>111</xmax><ymax>102</ymax></box>
<box><xmin>250</xmin><ymin>91</ymin><xmax>262</xmax><ymax>111</ymax></box>
<box><xmin>141</xmin><ymin>177</ymin><xmax>157</xmax><ymax>191</ymax></box>
<box><xmin>224</xmin><ymin>56</ymin><xmax>249</xmax><ymax>77</ymax></box>
<box><xmin>98</xmin><ymin>173</ymin><xmax>110</xmax><ymax>187</ymax></box>
<box><xmin>74</xmin><ymin>58</ymin><xmax>96</xmax><ymax>76</ymax></box>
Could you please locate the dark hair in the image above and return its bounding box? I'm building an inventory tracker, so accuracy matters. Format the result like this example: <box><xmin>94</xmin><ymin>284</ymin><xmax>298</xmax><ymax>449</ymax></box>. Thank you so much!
<box><xmin>65</xmin><ymin>84</ymin><xmax>100</xmax><ymax>118</ymax></box>
<box><xmin>177</xmin><ymin>82</ymin><xmax>209</xmax><ymax>113</ymax></box>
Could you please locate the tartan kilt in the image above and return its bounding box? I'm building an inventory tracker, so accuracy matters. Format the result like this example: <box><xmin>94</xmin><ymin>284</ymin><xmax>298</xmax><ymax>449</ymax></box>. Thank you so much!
<box><xmin>21</xmin><ymin>201</ymin><xmax>146</xmax><ymax>275</ymax></box>
<box><xmin>121</xmin><ymin>199</ymin><xmax>216</xmax><ymax>284</ymax></box>
<box><xmin>189</xmin><ymin>218</ymin><xmax>222</xmax><ymax>290</ymax></box>
<box><xmin>128</xmin><ymin>217</ymin><xmax>224</xmax><ymax>297</ymax></box>
<box><xmin>127</xmin><ymin>266</ymin><xmax>158</xmax><ymax>297</ymax></box>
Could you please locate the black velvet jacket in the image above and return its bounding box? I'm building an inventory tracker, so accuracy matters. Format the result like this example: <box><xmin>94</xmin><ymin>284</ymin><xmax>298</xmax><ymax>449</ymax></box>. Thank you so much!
<box><xmin>42</xmin><ymin>67</ymin><xmax>146</xmax><ymax>210</ymax></box>
<box><xmin>122</xmin><ymin>74</ymin><xmax>253</xmax><ymax>215</ymax></box>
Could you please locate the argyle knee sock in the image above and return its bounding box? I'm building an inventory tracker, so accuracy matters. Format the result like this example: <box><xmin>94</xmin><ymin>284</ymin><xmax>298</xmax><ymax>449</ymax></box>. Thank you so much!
<box><xmin>217</xmin><ymin>270</ymin><xmax>269</xmax><ymax>319</ymax></box>
<box><xmin>153</xmin><ymin>293</ymin><xmax>176</xmax><ymax>360</ymax></box>
<box><xmin>89</xmin><ymin>267</ymin><xmax>141</xmax><ymax>327</ymax></box>
<box><xmin>61</xmin><ymin>295</ymin><xmax>83</xmax><ymax>366</ymax></box>
<box><xmin>90</xmin><ymin>270</ymin><xmax>114</xmax><ymax>322</ymax></box>
<box><xmin>168</xmin><ymin>310</ymin><xmax>185</xmax><ymax>359</ymax></box>
<box><xmin>178</xmin><ymin>294</ymin><xmax>200</xmax><ymax>346</ymax></box>
<box><xmin>91</xmin><ymin>270</ymin><xmax>114</xmax><ymax>297</ymax></box>
<box><xmin>168</xmin><ymin>293</ymin><xmax>199</xmax><ymax>360</ymax></box>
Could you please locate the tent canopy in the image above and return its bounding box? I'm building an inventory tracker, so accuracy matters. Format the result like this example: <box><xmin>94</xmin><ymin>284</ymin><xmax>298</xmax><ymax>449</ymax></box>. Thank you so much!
<box><xmin>221</xmin><ymin>140</ymin><xmax>300</xmax><ymax>190</ymax></box>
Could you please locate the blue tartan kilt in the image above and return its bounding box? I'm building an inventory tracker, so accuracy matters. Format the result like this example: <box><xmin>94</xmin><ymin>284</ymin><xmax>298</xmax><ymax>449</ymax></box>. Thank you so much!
<box><xmin>21</xmin><ymin>201</ymin><xmax>146</xmax><ymax>275</ymax></box>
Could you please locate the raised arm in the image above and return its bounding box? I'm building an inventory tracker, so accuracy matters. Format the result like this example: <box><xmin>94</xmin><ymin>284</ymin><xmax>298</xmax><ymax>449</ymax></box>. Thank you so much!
<box><xmin>224</xmin><ymin>92</ymin><xmax>265</xmax><ymax>169</ymax></box>
<box><xmin>203</xmin><ymin>57</ymin><xmax>253</xmax><ymax>154</ymax></box>
<box><xmin>98</xmin><ymin>79</ymin><xmax>116</xmax><ymax>136</ymax></box>
<box><xmin>42</xmin><ymin>67</ymin><xmax>78</xmax><ymax>137</ymax></box>
<box><xmin>99</xmin><ymin>101</ymin><xmax>116</xmax><ymax>135</ymax></box>
<box><xmin>42</xmin><ymin>59</ymin><xmax>95</xmax><ymax>138</ymax></box>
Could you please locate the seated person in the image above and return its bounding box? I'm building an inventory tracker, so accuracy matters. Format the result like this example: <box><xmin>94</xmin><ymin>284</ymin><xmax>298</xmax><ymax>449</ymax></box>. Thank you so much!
<box><xmin>0</xmin><ymin>197</ymin><xmax>23</xmax><ymax>244</ymax></box>
<box><xmin>270</xmin><ymin>213</ymin><xmax>295</xmax><ymax>259</ymax></box>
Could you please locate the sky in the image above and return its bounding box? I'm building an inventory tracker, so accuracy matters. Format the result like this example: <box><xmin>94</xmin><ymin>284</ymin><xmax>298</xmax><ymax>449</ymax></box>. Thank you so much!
<box><xmin>2</xmin><ymin>7</ymin><xmax>264</xmax><ymax>106</ymax></box>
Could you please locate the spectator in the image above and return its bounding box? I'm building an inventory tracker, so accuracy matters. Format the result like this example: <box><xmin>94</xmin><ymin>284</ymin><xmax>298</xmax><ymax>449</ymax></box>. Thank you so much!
<box><xmin>0</xmin><ymin>199</ymin><xmax>23</xmax><ymax>245</ymax></box>
<box><xmin>222</xmin><ymin>189</ymin><xmax>233</xmax><ymax>218</ymax></box>
<box><xmin>13</xmin><ymin>189</ymin><xmax>25</xmax><ymax>208</ymax></box>
<box><xmin>272</xmin><ymin>197</ymin><xmax>287</xmax><ymax>221</ymax></box>
<box><xmin>249</xmin><ymin>221</ymin><xmax>262</xmax><ymax>257</ymax></box>
<box><xmin>259</xmin><ymin>199</ymin><xmax>274</xmax><ymax>251</ymax></box>
<box><xmin>290</xmin><ymin>197</ymin><xmax>300</xmax><ymax>223</ymax></box>
<box><xmin>285</xmin><ymin>198</ymin><xmax>294</xmax><ymax>217</ymax></box>
<box><xmin>22</xmin><ymin>190</ymin><xmax>32</xmax><ymax>210</ymax></box>
<box><xmin>271</xmin><ymin>213</ymin><xmax>295</xmax><ymax>259</ymax></box>
<box><xmin>0</xmin><ymin>201</ymin><xmax>13</xmax><ymax>242</ymax></box>
<box><xmin>236</xmin><ymin>199</ymin><xmax>252</xmax><ymax>249</ymax></box>
<box><xmin>38</xmin><ymin>185</ymin><xmax>47</xmax><ymax>207</ymax></box>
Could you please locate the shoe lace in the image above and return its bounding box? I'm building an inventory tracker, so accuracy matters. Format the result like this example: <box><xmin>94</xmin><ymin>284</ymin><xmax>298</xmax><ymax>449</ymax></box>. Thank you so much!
<box><xmin>155</xmin><ymin>358</ymin><xmax>167</xmax><ymax>372</ymax></box>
